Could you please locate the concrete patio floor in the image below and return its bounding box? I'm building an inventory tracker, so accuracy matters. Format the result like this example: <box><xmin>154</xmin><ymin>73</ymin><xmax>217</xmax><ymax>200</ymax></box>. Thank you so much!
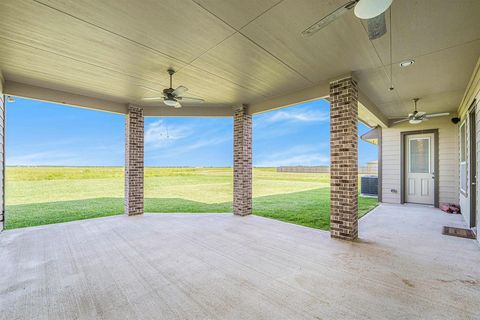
<box><xmin>1</xmin><ymin>204</ymin><xmax>479</xmax><ymax>319</ymax></box>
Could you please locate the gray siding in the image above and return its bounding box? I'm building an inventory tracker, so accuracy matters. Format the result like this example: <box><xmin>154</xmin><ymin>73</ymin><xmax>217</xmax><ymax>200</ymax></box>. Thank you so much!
<box><xmin>381</xmin><ymin>117</ymin><xmax>459</xmax><ymax>205</ymax></box>
<box><xmin>458</xmin><ymin>93</ymin><xmax>480</xmax><ymax>226</ymax></box>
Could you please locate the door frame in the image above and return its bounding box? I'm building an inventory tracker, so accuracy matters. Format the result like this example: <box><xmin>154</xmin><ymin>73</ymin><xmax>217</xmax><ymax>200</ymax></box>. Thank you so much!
<box><xmin>400</xmin><ymin>129</ymin><xmax>439</xmax><ymax>207</ymax></box>
<box><xmin>469</xmin><ymin>105</ymin><xmax>477</xmax><ymax>228</ymax></box>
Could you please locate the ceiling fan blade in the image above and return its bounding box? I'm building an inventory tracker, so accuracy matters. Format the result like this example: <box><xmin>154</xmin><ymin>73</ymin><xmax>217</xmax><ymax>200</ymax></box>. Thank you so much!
<box><xmin>392</xmin><ymin>118</ymin><xmax>409</xmax><ymax>124</ymax></box>
<box><xmin>425</xmin><ymin>112</ymin><xmax>450</xmax><ymax>118</ymax></box>
<box><xmin>173</xmin><ymin>85</ymin><xmax>188</xmax><ymax>96</ymax></box>
<box><xmin>177</xmin><ymin>96</ymin><xmax>205</xmax><ymax>103</ymax></box>
<box><xmin>142</xmin><ymin>97</ymin><xmax>164</xmax><ymax>101</ymax></box>
<box><xmin>366</xmin><ymin>12</ymin><xmax>386</xmax><ymax>40</ymax></box>
<box><xmin>301</xmin><ymin>0</ymin><xmax>357</xmax><ymax>37</ymax></box>
<box><xmin>174</xmin><ymin>101</ymin><xmax>182</xmax><ymax>109</ymax></box>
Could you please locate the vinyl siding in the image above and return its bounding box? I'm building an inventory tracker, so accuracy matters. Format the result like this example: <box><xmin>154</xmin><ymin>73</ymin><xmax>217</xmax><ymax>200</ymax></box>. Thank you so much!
<box><xmin>381</xmin><ymin>117</ymin><xmax>459</xmax><ymax>205</ymax></box>
<box><xmin>457</xmin><ymin>92</ymin><xmax>480</xmax><ymax>226</ymax></box>
<box><xmin>457</xmin><ymin>57</ymin><xmax>480</xmax><ymax>228</ymax></box>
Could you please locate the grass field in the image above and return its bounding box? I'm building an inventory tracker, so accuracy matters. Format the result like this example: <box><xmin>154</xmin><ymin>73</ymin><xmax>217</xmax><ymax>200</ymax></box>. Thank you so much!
<box><xmin>5</xmin><ymin>167</ymin><xmax>378</xmax><ymax>230</ymax></box>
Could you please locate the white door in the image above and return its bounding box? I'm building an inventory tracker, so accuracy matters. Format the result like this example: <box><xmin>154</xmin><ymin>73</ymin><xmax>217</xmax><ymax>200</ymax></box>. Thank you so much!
<box><xmin>406</xmin><ymin>133</ymin><xmax>435</xmax><ymax>205</ymax></box>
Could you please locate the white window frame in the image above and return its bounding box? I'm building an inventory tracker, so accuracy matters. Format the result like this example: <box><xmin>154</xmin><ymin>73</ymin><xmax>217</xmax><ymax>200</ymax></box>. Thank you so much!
<box><xmin>460</xmin><ymin>120</ymin><xmax>467</xmax><ymax>195</ymax></box>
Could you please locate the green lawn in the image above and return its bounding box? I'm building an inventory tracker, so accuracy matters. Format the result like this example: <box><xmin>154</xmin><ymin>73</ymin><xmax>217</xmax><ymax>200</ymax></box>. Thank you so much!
<box><xmin>5</xmin><ymin>167</ymin><xmax>378</xmax><ymax>230</ymax></box>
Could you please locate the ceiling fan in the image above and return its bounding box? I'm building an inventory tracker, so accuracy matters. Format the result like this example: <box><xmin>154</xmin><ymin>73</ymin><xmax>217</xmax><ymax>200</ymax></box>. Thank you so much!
<box><xmin>393</xmin><ymin>98</ymin><xmax>450</xmax><ymax>125</ymax></box>
<box><xmin>142</xmin><ymin>69</ymin><xmax>204</xmax><ymax>108</ymax></box>
<box><xmin>301</xmin><ymin>0</ymin><xmax>393</xmax><ymax>40</ymax></box>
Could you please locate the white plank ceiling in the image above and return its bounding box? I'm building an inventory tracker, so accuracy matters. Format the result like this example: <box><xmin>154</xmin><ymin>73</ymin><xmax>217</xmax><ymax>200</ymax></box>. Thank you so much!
<box><xmin>0</xmin><ymin>0</ymin><xmax>479</xmax><ymax>118</ymax></box>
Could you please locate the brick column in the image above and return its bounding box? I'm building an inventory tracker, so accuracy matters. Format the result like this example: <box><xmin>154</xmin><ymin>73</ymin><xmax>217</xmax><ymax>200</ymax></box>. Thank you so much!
<box><xmin>233</xmin><ymin>105</ymin><xmax>252</xmax><ymax>216</ymax></box>
<box><xmin>329</xmin><ymin>76</ymin><xmax>358</xmax><ymax>241</ymax></box>
<box><xmin>125</xmin><ymin>105</ymin><xmax>144</xmax><ymax>216</ymax></box>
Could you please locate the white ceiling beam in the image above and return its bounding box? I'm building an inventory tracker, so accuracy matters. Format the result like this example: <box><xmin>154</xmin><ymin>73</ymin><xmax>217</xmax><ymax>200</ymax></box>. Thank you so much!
<box><xmin>143</xmin><ymin>105</ymin><xmax>234</xmax><ymax>117</ymax></box>
<box><xmin>4</xmin><ymin>81</ymin><xmax>128</xmax><ymax>114</ymax></box>
<box><xmin>358</xmin><ymin>91</ymin><xmax>389</xmax><ymax>128</ymax></box>
<box><xmin>0</xmin><ymin>73</ymin><xmax>4</xmax><ymax>93</ymax></box>
<box><xmin>247</xmin><ymin>82</ymin><xmax>330</xmax><ymax>115</ymax></box>
<box><xmin>3</xmin><ymin>79</ymin><xmax>387</xmax><ymax>122</ymax></box>
<box><xmin>246</xmin><ymin>78</ymin><xmax>389</xmax><ymax>128</ymax></box>
<box><xmin>3</xmin><ymin>81</ymin><xmax>235</xmax><ymax>117</ymax></box>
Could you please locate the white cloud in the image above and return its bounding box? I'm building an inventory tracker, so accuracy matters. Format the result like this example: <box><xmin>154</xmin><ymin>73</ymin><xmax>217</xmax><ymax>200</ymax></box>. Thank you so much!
<box><xmin>261</xmin><ymin>109</ymin><xmax>329</xmax><ymax>124</ymax></box>
<box><xmin>7</xmin><ymin>151</ymin><xmax>80</xmax><ymax>166</ymax></box>
<box><xmin>254</xmin><ymin>144</ymin><xmax>330</xmax><ymax>167</ymax></box>
<box><xmin>148</xmin><ymin>132</ymin><xmax>231</xmax><ymax>160</ymax></box>
<box><xmin>144</xmin><ymin>119</ymin><xmax>233</xmax><ymax>164</ymax></box>
<box><xmin>145</xmin><ymin>120</ymin><xmax>191</xmax><ymax>149</ymax></box>
<box><xmin>255</xmin><ymin>153</ymin><xmax>329</xmax><ymax>167</ymax></box>
<box><xmin>175</xmin><ymin>136</ymin><xmax>230</xmax><ymax>153</ymax></box>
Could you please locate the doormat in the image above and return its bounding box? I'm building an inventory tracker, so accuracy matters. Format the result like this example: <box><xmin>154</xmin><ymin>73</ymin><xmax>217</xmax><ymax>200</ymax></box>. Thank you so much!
<box><xmin>442</xmin><ymin>226</ymin><xmax>476</xmax><ymax>239</ymax></box>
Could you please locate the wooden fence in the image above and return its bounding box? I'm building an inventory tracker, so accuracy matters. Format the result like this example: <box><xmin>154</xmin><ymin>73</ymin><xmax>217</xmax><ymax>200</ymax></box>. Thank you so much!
<box><xmin>277</xmin><ymin>161</ymin><xmax>378</xmax><ymax>175</ymax></box>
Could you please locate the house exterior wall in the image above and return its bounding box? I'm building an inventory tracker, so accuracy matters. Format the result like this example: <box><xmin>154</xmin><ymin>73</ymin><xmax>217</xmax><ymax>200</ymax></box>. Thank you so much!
<box><xmin>475</xmin><ymin>98</ymin><xmax>480</xmax><ymax>231</ymax></box>
<box><xmin>457</xmin><ymin>58</ymin><xmax>480</xmax><ymax>230</ymax></box>
<box><xmin>381</xmin><ymin>117</ymin><xmax>459</xmax><ymax>206</ymax></box>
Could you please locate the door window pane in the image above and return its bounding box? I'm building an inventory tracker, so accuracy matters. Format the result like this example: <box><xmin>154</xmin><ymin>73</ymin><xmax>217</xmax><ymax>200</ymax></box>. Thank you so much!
<box><xmin>410</xmin><ymin>138</ymin><xmax>430</xmax><ymax>173</ymax></box>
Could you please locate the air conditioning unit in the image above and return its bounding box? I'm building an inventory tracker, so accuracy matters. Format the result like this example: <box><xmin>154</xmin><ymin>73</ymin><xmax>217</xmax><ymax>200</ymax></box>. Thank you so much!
<box><xmin>361</xmin><ymin>176</ymin><xmax>378</xmax><ymax>196</ymax></box>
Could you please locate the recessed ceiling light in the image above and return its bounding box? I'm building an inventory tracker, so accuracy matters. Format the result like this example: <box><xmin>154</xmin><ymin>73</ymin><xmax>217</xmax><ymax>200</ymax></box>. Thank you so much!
<box><xmin>399</xmin><ymin>59</ymin><xmax>415</xmax><ymax>67</ymax></box>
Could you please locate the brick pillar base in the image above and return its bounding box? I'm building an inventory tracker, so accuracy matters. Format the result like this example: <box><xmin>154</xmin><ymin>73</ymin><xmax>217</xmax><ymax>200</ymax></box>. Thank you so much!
<box><xmin>125</xmin><ymin>105</ymin><xmax>144</xmax><ymax>216</ymax></box>
<box><xmin>329</xmin><ymin>76</ymin><xmax>359</xmax><ymax>240</ymax></box>
<box><xmin>233</xmin><ymin>105</ymin><xmax>252</xmax><ymax>216</ymax></box>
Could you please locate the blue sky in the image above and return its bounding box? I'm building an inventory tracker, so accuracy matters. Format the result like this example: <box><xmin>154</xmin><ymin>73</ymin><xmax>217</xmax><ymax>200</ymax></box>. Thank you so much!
<box><xmin>5</xmin><ymin>98</ymin><xmax>377</xmax><ymax>166</ymax></box>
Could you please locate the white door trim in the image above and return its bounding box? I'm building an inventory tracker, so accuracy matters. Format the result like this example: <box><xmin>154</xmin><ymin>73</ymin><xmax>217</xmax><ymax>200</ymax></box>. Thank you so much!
<box><xmin>401</xmin><ymin>130</ymin><xmax>439</xmax><ymax>207</ymax></box>
<box><xmin>405</xmin><ymin>134</ymin><xmax>435</xmax><ymax>205</ymax></box>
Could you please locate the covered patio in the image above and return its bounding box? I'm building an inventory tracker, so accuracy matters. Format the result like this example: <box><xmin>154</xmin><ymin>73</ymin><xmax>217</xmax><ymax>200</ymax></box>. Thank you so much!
<box><xmin>1</xmin><ymin>0</ymin><xmax>480</xmax><ymax>318</ymax></box>
<box><xmin>1</xmin><ymin>204</ymin><xmax>479</xmax><ymax>319</ymax></box>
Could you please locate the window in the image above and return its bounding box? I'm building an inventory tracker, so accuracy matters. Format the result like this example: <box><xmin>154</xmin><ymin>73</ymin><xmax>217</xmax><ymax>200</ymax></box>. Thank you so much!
<box><xmin>409</xmin><ymin>138</ymin><xmax>430</xmax><ymax>173</ymax></box>
<box><xmin>460</xmin><ymin>120</ymin><xmax>467</xmax><ymax>194</ymax></box>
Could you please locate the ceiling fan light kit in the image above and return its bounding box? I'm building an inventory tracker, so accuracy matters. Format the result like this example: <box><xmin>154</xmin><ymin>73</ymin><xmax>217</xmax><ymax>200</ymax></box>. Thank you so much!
<box><xmin>163</xmin><ymin>99</ymin><xmax>178</xmax><ymax>107</ymax></box>
<box><xmin>409</xmin><ymin>119</ymin><xmax>422</xmax><ymax>125</ymax></box>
